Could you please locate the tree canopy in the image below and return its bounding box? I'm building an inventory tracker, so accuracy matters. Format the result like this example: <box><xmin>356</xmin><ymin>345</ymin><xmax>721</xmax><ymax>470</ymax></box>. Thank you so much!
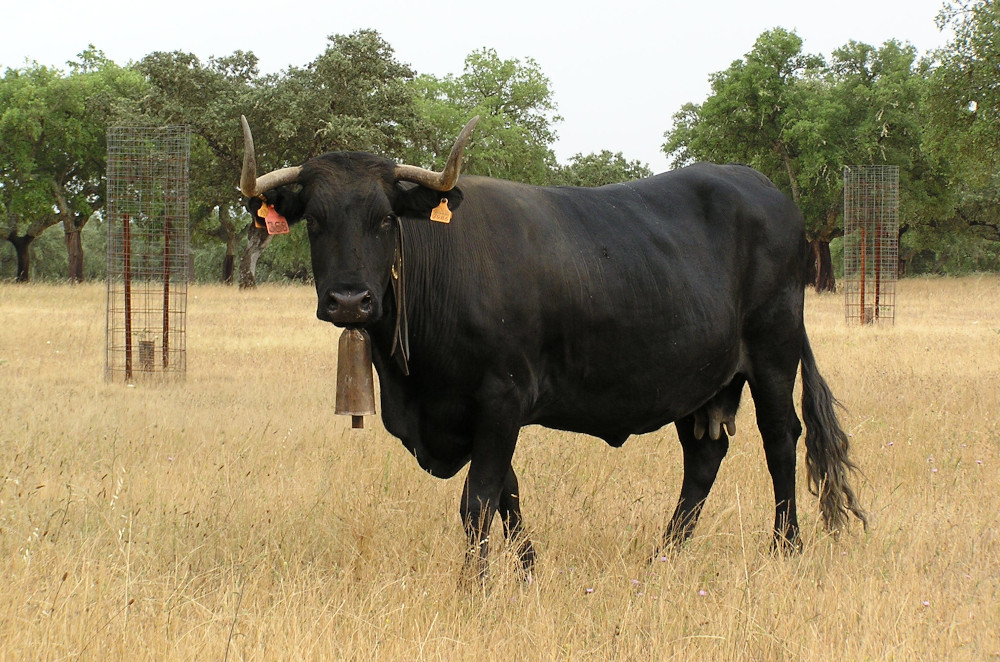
<box><xmin>410</xmin><ymin>48</ymin><xmax>561</xmax><ymax>185</ymax></box>
<box><xmin>924</xmin><ymin>0</ymin><xmax>1000</xmax><ymax>253</ymax></box>
<box><xmin>2</xmin><ymin>12</ymin><xmax>998</xmax><ymax>283</ymax></box>
<box><xmin>551</xmin><ymin>151</ymin><xmax>652</xmax><ymax>187</ymax></box>
<box><xmin>663</xmin><ymin>15</ymin><xmax>998</xmax><ymax>285</ymax></box>
<box><xmin>1</xmin><ymin>48</ymin><xmax>145</xmax><ymax>281</ymax></box>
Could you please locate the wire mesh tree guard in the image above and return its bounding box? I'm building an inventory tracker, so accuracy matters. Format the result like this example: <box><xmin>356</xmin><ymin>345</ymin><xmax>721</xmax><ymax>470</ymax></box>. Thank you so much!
<box><xmin>843</xmin><ymin>165</ymin><xmax>899</xmax><ymax>326</ymax></box>
<box><xmin>105</xmin><ymin>126</ymin><xmax>191</xmax><ymax>382</ymax></box>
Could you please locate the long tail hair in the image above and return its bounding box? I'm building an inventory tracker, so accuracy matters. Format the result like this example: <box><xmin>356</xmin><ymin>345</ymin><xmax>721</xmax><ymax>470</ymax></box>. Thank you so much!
<box><xmin>800</xmin><ymin>332</ymin><xmax>869</xmax><ymax>534</ymax></box>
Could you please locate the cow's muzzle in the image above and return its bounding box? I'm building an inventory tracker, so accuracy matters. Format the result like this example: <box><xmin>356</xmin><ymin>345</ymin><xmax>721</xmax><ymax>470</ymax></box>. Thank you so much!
<box><xmin>319</xmin><ymin>287</ymin><xmax>377</xmax><ymax>326</ymax></box>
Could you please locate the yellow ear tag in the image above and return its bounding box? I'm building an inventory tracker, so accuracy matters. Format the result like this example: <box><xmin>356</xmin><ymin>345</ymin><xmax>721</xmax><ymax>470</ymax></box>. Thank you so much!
<box><xmin>255</xmin><ymin>198</ymin><xmax>268</xmax><ymax>228</ymax></box>
<box><xmin>429</xmin><ymin>198</ymin><xmax>452</xmax><ymax>224</ymax></box>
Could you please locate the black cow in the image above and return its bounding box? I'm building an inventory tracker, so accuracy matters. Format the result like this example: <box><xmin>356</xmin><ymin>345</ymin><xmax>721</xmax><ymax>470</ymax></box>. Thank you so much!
<box><xmin>240</xmin><ymin>116</ymin><xmax>867</xmax><ymax>576</ymax></box>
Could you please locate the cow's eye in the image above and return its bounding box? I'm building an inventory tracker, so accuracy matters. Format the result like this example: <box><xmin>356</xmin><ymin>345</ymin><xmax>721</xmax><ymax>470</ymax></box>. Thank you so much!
<box><xmin>378</xmin><ymin>214</ymin><xmax>395</xmax><ymax>234</ymax></box>
<box><xmin>304</xmin><ymin>216</ymin><xmax>319</xmax><ymax>234</ymax></box>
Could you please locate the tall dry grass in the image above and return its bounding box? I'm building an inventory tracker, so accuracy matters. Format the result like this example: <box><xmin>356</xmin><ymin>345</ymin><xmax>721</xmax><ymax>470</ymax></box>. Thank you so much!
<box><xmin>1</xmin><ymin>276</ymin><xmax>998</xmax><ymax>660</ymax></box>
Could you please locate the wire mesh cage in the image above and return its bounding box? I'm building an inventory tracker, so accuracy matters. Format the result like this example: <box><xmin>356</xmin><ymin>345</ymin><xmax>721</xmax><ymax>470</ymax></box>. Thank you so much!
<box><xmin>105</xmin><ymin>126</ymin><xmax>191</xmax><ymax>382</ymax></box>
<box><xmin>843</xmin><ymin>165</ymin><xmax>899</xmax><ymax>326</ymax></box>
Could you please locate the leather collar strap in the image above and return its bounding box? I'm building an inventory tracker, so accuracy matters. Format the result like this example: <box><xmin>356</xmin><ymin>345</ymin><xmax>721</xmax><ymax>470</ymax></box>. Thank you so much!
<box><xmin>390</xmin><ymin>216</ymin><xmax>410</xmax><ymax>375</ymax></box>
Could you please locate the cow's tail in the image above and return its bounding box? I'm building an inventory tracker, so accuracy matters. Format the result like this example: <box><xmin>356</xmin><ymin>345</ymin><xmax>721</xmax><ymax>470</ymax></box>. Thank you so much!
<box><xmin>800</xmin><ymin>331</ymin><xmax>869</xmax><ymax>535</ymax></box>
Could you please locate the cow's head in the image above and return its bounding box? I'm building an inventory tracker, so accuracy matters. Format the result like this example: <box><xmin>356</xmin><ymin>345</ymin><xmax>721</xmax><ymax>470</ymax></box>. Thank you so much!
<box><xmin>240</xmin><ymin>115</ymin><xmax>477</xmax><ymax>328</ymax></box>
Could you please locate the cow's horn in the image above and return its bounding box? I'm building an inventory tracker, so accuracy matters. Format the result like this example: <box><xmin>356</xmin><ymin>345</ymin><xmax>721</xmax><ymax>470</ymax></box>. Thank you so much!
<box><xmin>240</xmin><ymin>115</ymin><xmax>302</xmax><ymax>197</ymax></box>
<box><xmin>394</xmin><ymin>116</ymin><xmax>479</xmax><ymax>191</ymax></box>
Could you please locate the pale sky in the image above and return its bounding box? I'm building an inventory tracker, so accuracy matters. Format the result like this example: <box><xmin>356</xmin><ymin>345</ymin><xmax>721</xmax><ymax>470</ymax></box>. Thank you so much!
<box><xmin>3</xmin><ymin>0</ymin><xmax>952</xmax><ymax>173</ymax></box>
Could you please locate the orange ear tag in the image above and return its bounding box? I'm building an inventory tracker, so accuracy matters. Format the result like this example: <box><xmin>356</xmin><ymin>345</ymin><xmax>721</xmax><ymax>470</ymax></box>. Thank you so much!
<box><xmin>263</xmin><ymin>205</ymin><xmax>290</xmax><ymax>235</ymax></box>
<box><xmin>429</xmin><ymin>198</ymin><xmax>452</xmax><ymax>224</ymax></box>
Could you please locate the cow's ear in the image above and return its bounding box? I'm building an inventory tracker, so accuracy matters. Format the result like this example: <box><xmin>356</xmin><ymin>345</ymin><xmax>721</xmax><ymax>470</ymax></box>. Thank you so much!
<box><xmin>245</xmin><ymin>187</ymin><xmax>306</xmax><ymax>224</ymax></box>
<box><xmin>394</xmin><ymin>184</ymin><xmax>464</xmax><ymax>218</ymax></box>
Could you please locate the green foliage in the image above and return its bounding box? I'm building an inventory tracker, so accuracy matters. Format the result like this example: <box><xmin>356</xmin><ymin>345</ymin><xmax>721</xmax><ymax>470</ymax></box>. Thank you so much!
<box><xmin>927</xmin><ymin>0</ymin><xmax>1000</xmax><ymax>172</ymax></box>
<box><xmin>267</xmin><ymin>30</ymin><xmax>421</xmax><ymax>162</ymax></box>
<box><xmin>665</xmin><ymin>31</ymin><xmax>944</xmax><ymax>235</ymax></box>
<box><xmin>665</xmin><ymin>29</ymin><xmax>822</xmax><ymax>175</ymax></box>
<box><xmin>551</xmin><ymin>151</ymin><xmax>652</xmax><ymax>187</ymax></box>
<box><xmin>924</xmin><ymin>0</ymin><xmax>1000</xmax><ymax>257</ymax></box>
<box><xmin>410</xmin><ymin>49</ymin><xmax>561</xmax><ymax>185</ymax></box>
<box><xmin>0</xmin><ymin>222</ymin><xmax>67</xmax><ymax>280</ymax></box>
<box><xmin>665</xmin><ymin>29</ymin><xmax>831</xmax><ymax>230</ymax></box>
<box><xmin>135</xmin><ymin>48</ymin><xmax>261</xmax><ymax>225</ymax></box>
<box><xmin>823</xmin><ymin>40</ymin><xmax>953</xmax><ymax>243</ymax></box>
<box><xmin>663</xmin><ymin>26</ymin><xmax>995</xmax><ymax>276</ymax></box>
<box><xmin>1</xmin><ymin>60</ymin><xmax>110</xmax><ymax>225</ymax></box>
<box><xmin>0</xmin><ymin>65</ymin><xmax>61</xmax><ymax>225</ymax></box>
<box><xmin>252</xmin><ymin>221</ymin><xmax>311</xmax><ymax>283</ymax></box>
<box><xmin>5</xmin><ymin>23</ymin><xmax>999</xmax><ymax>282</ymax></box>
<box><xmin>1</xmin><ymin>49</ymin><xmax>146</xmax><ymax>279</ymax></box>
<box><xmin>80</xmin><ymin>214</ymin><xmax>107</xmax><ymax>280</ymax></box>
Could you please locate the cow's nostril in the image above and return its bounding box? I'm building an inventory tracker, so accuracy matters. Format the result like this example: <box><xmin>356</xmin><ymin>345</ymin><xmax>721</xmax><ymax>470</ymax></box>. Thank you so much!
<box><xmin>360</xmin><ymin>293</ymin><xmax>373</xmax><ymax>312</ymax></box>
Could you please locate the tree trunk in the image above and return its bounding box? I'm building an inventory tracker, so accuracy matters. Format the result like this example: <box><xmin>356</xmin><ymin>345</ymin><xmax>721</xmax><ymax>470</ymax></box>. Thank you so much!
<box><xmin>218</xmin><ymin>206</ymin><xmax>238</xmax><ymax>285</ymax></box>
<box><xmin>65</xmin><ymin>228</ymin><xmax>84</xmax><ymax>283</ymax></box>
<box><xmin>897</xmin><ymin>225</ymin><xmax>909</xmax><ymax>277</ymax></box>
<box><xmin>238</xmin><ymin>223</ymin><xmax>273</xmax><ymax>290</ymax></box>
<box><xmin>776</xmin><ymin>141</ymin><xmax>801</xmax><ymax>204</ymax></box>
<box><xmin>809</xmin><ymin>239</ymin><xmax>836</xmax><ymax>293</ymax></box>
<box><xmin>9</xmin><ymin>234</ymin><xmax>34</xmax><ymax>282</ymax></box>
<box><xmin>222</xmin><ymin>254</ymin><xmax>235</xmax><ymax>284</ymax></box>
<box><xmin>52</xmin><ymin>184</ymin><xmax>95</xmax><ymax>283</ymax></box>
<box><xmin>5</xmin><ymin>203</ymin><xmax>61</xmax><ymax>282</ymax></box>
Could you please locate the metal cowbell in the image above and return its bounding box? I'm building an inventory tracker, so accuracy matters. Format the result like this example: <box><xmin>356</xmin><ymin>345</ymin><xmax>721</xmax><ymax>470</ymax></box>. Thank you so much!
<box><xmin>335</xmin><ymin>328</ymin><xmax>376</xmax><ymax>429</ymax></box>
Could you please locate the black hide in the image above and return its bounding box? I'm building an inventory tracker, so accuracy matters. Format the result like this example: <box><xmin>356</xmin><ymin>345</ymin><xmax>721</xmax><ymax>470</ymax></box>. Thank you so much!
<box><xmin>252</xmin><ymin>153</ymin><xmax>864</xmax><ymax>571</ymax></box>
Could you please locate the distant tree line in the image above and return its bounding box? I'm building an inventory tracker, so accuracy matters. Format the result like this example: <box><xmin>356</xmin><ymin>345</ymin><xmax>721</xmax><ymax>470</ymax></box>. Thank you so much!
<box><xmin>2</xmin><ymin>0</ymin><xmax>997</xmax><ymax>286</ymax></box>
<box><xmin>664</xmin><ymin>1</ymin><xmax>1000</xmax><ymax>287</ymax></box>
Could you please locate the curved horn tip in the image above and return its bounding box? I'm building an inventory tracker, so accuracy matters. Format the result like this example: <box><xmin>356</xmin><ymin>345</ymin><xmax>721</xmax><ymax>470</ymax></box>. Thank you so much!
<box><xmin>240</xmin><ymin>114</ymin><xmax>257</xmax><ymax>198</ymax></box>
<box><xmin>455</xmin><ymin>115</ymin><xmax>479</xmax><ymax>148</ymax></box>
<box><xmin>240</xmin><ymin>115</ymin><xmax>254</xmax><ymax>148</ymax></box>
<box><xmin>392</xmin><ymin>116</ymin><xmax>480</xmax><ymax>191</ymax></box>
<box><xmin>239</xmin><ymin>114</ymin><xmax>303</xmax><ymax>197</ymax></box>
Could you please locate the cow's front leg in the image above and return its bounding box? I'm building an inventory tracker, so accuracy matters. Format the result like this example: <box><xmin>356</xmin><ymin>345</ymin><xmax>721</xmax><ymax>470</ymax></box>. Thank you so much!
<box><xmin>460</xmin><ymin>446</ymin><xmax>519</xmax><ymax>581</ymax></box>
<box><xmin>460</xmin><ymin>388</ymin><xmax>521</xmax><ymax>581</ymax></box>
<box><xmin>498</xmin><ymin>465</ymin><xmax>536</xmax><ymax>575</ymax></box>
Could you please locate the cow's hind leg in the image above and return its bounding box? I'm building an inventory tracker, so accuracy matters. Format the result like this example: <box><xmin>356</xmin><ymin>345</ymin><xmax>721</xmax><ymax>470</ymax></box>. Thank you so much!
<box><xmin>660</xmin><ymin>378</ymin><xmax>745</xmax><ymax>552</ymax></box>
<box><xmin>498</xmin><ymin>465</ymin><xmax>536</xmax><ymax>575</ymax></box>
<box><xmin>661</xmin><ymin>415</ymin><xmax>731</xmax><ymax>551</ymax></box>
<box><xmin>749</xmin><ymin>363</ymin><xmax>804</xmax><ymax>553</ymax></box>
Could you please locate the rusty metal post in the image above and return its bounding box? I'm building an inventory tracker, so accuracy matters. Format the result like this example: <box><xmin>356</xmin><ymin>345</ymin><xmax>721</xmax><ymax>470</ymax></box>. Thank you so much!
<box><xmin>105</xmin><ymin>126</ymin><xmax>190</xmax><ymax>382</ymax></box>
<box><xmin>844</xmin><ymin>166</ymin><xmax>898</xmax><ymax>326</ymax></box>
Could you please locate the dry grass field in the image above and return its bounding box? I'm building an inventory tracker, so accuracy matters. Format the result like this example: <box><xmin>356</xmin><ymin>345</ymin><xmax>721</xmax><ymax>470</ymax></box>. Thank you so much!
<box><xmin>1</xmin><ymin>276</ymin><xmax>998</xmax><ymax>660</ymax></box>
